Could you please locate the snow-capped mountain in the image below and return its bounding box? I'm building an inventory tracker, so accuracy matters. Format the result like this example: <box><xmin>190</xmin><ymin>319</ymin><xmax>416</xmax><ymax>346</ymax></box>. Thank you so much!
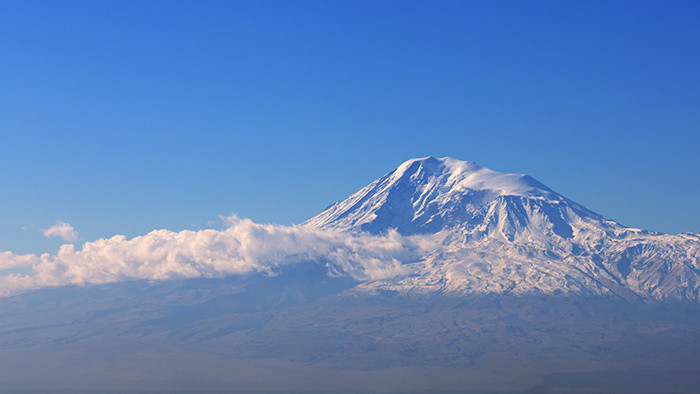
<box><xmin>0</xmin><ymin>157</ymin><xmax>697</xmax><ymax>392</ymax></box>
<box><xmin>306</xmin><ymin>157</ymin><xmax>700</xmax><ymax>302</ymax></box>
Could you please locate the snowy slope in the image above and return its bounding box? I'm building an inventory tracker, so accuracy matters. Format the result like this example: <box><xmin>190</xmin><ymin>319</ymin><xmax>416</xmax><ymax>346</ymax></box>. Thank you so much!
<box><xmin>306</xmin><ymin>157</ymin><xmax>700</xmax><ymax>302</ymax></box>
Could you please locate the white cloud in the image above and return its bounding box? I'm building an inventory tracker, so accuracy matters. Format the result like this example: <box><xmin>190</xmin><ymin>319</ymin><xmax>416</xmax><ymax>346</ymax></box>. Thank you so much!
<box><xmin>42</xmin><ymin>221</ymin><xmax>80</xmax><ymax>242</ymax></box>
<box><xmin>0</xmin><ymin>216</ymin><xmax>436</xmax><ymax>296</ymax></box>
<box><xmin>0</xmin><ymin>251</ymin><xmax>38</xmax><ymax>270</ymax></box>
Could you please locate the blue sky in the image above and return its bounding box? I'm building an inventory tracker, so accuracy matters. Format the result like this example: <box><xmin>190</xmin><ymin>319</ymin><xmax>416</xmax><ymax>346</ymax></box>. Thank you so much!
<box><xmin>1</xmin><ymin>0</ymin><xmax>698</xmax><ymax>253</ymax></box>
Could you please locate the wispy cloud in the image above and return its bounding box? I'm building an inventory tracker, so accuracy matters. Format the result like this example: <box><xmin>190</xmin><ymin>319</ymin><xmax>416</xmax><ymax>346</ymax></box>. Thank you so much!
<box><xmin>42</xmin><ymin>221</ymin><xmax>80</xmax><ymax>242</ymax></box>
<box><xmin>0</xmin><ymin>216</ymin><xmax>434</xmax><ymax>296</ymax></box>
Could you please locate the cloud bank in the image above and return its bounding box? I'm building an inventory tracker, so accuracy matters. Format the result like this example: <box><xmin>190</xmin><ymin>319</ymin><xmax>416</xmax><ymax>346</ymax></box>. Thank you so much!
<box><xmin>0</xmin><ymin>216</ymin><xmax>434</xmax><ymax>296</ymax></box>
<box><xmin>42</xmin><ymin>221</ymin><xmax>80</xmax><ymax>242</ymax></box>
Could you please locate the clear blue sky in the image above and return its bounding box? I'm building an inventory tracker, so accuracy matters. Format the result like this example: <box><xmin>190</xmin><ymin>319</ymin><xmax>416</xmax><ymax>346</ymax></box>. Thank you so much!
<box><xmin>1</xmin><ymin>0</ymin><xmax>698</xmax><ymax>254</ymax></box>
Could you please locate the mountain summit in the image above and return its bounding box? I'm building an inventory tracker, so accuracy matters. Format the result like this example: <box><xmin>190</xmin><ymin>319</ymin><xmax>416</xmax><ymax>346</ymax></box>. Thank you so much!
<box><xmin>307</xmin><ymin>157</ymin><xmax>699</xmax><ymax>301</ymax></box>
<box><xmin>307</xmin><ymin>156</ymin><xmax>608</xmax><ymax>239</ymax></box>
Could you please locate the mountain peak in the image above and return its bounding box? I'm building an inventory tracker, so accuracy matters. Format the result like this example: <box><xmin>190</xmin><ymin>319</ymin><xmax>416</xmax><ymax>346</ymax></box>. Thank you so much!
<box><xmin>394</xmin><ymin>156</ymin><xmax>482</xmax><ymax>178</ymax></box>
<box><xmin>389</xmin><ymin>157</ymin><xmax>557</xmax><ymax>199</ymax></box>
<box><xmin>305</xmin><ymin>157</ymin><xmax>577</xmax><ymax>236</ymax></box>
